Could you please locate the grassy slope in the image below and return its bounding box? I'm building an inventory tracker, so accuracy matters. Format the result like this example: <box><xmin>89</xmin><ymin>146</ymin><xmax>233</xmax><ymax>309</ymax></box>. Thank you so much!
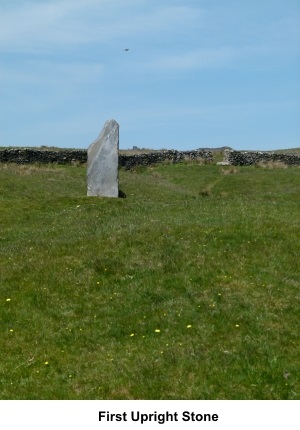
<box><xmin>0</xmin><ymin>162</ymin><xmax>299</xmax><ymax>399</ymax></box>
<box><xmin>272</xmin><ymin>148</ymin><xmax>300</xmax><ymax>155</ymax></box>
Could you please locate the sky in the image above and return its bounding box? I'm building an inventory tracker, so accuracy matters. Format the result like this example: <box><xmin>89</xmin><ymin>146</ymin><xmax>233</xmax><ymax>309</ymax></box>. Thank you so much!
<box><xmin>0</xmin><ymin>0</ymin><xmax>299</xmax><ymax>151</ymax></box>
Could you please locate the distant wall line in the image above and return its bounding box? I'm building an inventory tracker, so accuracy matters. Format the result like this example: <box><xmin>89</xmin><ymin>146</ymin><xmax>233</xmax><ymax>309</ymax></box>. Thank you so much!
<box><xmin>222</xmin><ymin>150</ymin><xmax>300</xmax><ymax>166</ymax></box>
<box><xmin>0</xmin><ymin>148</ymin><xmax>213</xmax><ymax>168</ymax></box>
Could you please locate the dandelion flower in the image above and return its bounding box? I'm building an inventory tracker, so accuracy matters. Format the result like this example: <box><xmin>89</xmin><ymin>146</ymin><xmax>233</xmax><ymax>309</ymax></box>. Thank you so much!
<box><xmin>130</xmin><ymin>333</ymin><xmax>135</xmax><ymax>337</ymax></box>
<box><xmin>235</xmin><ymin>324</ymin><xmax>239</xmax><ymax>328</ymax></box>
<box><xmin>9</xmin><ymin>329</ymin><xmax>14</xmax><ymax>332</ymax></box>
<box><xmin>6</xmin><ymin>298</ymin><xmax>11</xmax><ymax>302</ymax></box>
<box><xmin>44</xmin><ymin>361</ymin><xmax>49</xmax><ymax>365</ymax></box>
<box><xmin>187</xmin><ymin>325</ymin><xmax>192</xmax><ymax>328</ymax></box>
<box><xmin>155</xmin><ymin>329</ymin><xmax>161</xmax><ymax>333</ymax></box>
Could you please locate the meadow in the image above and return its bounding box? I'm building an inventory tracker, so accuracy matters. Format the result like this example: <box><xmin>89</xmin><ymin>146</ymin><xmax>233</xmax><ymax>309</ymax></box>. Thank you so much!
<box><xmin>0</xmin><ymin>159</ymin><xmax>299</xmax><ymax>399</ymax></box>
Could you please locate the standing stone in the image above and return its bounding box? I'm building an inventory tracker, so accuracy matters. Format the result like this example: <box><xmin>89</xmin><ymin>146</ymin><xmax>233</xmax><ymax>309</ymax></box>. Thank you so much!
<box><xmin>87</xmin><ymin>119</ymin><xmax>119</xmax><ymax>197</ymax></box>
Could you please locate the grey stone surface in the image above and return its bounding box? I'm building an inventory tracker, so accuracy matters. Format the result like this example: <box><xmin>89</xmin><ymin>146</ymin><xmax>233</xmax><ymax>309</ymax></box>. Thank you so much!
<box><xmin>87</xmin><ymin>119</ymin><xmax>119</xmax><ymax>197</ymax></box>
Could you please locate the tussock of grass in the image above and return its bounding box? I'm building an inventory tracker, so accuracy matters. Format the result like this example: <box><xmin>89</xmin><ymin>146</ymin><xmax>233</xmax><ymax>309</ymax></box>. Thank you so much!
<box><xmin>221</xmin><ymin>166</ymin><xmax>240</xmax><ymax>175</ymax></box>
<box><xmin>0</xmin><ymin>162</ymin><xmax>299</xmax><ymax>399</ymax></box>
<box><xmin>255</xmin><ymin>161</ymin><xmax>288</xmax><ymax>169</ymax></box>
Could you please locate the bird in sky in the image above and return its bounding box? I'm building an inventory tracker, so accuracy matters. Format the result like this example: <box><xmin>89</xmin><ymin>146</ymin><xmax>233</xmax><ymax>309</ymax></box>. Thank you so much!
<box><xmin>123</xmin><ymin>48</ymin><xmax>129</xmax><ymax>51</ymax></box>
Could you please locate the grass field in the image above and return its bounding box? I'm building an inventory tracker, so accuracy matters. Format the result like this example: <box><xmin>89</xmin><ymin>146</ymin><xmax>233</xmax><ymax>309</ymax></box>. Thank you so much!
<box><xmin>0</xmin><ymin>161</ymin><xmax>299</xmax><ymax>399</ymax></box>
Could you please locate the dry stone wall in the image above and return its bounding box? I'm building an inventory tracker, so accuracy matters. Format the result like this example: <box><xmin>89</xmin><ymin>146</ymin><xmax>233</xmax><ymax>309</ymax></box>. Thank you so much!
<box><xmin>0</xmin><ymin>148</ymin><xmax>87</xmax><ymax>164</ymax></box>
<box><xmin>119</xmin><ymin>149</ymin><xmax>212</xmax><ymax>169</ymax></box>
<box><xmin>223</xmin><ymin>150</ymin><xmax>300</xmax><ymax>166</ymax></box>
<box><xmin>0</xmin><ymin>148</ymin><xmax>212</xmax><ymax>167</ymax></box>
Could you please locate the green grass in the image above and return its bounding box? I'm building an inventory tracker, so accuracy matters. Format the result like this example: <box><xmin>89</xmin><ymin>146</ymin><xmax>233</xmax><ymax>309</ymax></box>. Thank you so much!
<box><xmin>0</xmin><ymin>161</ymin><xmax>299</xmax><ymax>399</ymax></box>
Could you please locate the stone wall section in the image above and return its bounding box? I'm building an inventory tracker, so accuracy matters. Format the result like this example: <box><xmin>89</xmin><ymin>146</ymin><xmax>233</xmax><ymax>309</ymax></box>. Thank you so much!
<box><xmin>0</xmin><ymin>148</ymin><xmax>87</xmax><ymax>164</ymax></box>
<box><xmin>119</xmin><ymin>149</ymin><xmax>212</xmax><ymax>169</ymax></box>
<box><xmin>0</xmin><ymin>148</ymin><xmax>212</xmax><ymax>168</ymax></box>
<box><xmin>223</xmin><ymin>149</ymin><xmax>300</xmax><ymax>166</ymax></box>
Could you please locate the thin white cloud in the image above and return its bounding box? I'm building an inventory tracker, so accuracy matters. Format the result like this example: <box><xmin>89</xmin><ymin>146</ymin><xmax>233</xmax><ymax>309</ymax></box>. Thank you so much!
<box><xmin>0</xmin><ymin>0</ymin><xmax>125</xmax><ymax>50</ymax></box>
<box><xmin>147</xmin><ymin>47</ymin><xmax>237</xmax><ymax>71</ymax></box>
<box><xmin>0</xmin><ymin>61</ymin><xmax>104</xmax><ymax>86</ymax></box>
<box><xmin>137</xmin><ymin>38</ymin><xmax>292</xmax><ymax>73</ymax></box>
<box><xmin>1</xmin><ymin>1</ymin><xmax>298</xmax><ymax>151</ymax></box>
<box><xmin>0</xmin><ymin>1</ymin><xmax>71</xmax><ymax>48</ymax></box>
<box><xmin>113</xmin><ymin>100</ymin><xmax>300</xmax><ymax>123</ymax></box>
<box><xmin>1</xmin><ymin>98</ymin><xmax>298</xmax><ymax>149</ymax></box>
<box><xmin>0</xmin><ymin>1</ymin><xmax>202</xmax><ymax>53</ymax></box>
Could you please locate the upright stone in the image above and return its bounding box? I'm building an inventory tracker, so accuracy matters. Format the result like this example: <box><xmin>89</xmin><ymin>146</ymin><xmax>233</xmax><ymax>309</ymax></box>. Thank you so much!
<box><xmin>87</xmin><ymin>119</ymin><xmax>119</xmax><ymax>197</ymax></box>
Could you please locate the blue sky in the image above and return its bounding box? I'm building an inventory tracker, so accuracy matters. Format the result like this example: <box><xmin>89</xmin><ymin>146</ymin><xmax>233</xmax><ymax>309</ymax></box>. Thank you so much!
<box><xmin>1</xmin><ymin>0</ymin><xmax>299</xmax><ymax>151</ymax></box>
